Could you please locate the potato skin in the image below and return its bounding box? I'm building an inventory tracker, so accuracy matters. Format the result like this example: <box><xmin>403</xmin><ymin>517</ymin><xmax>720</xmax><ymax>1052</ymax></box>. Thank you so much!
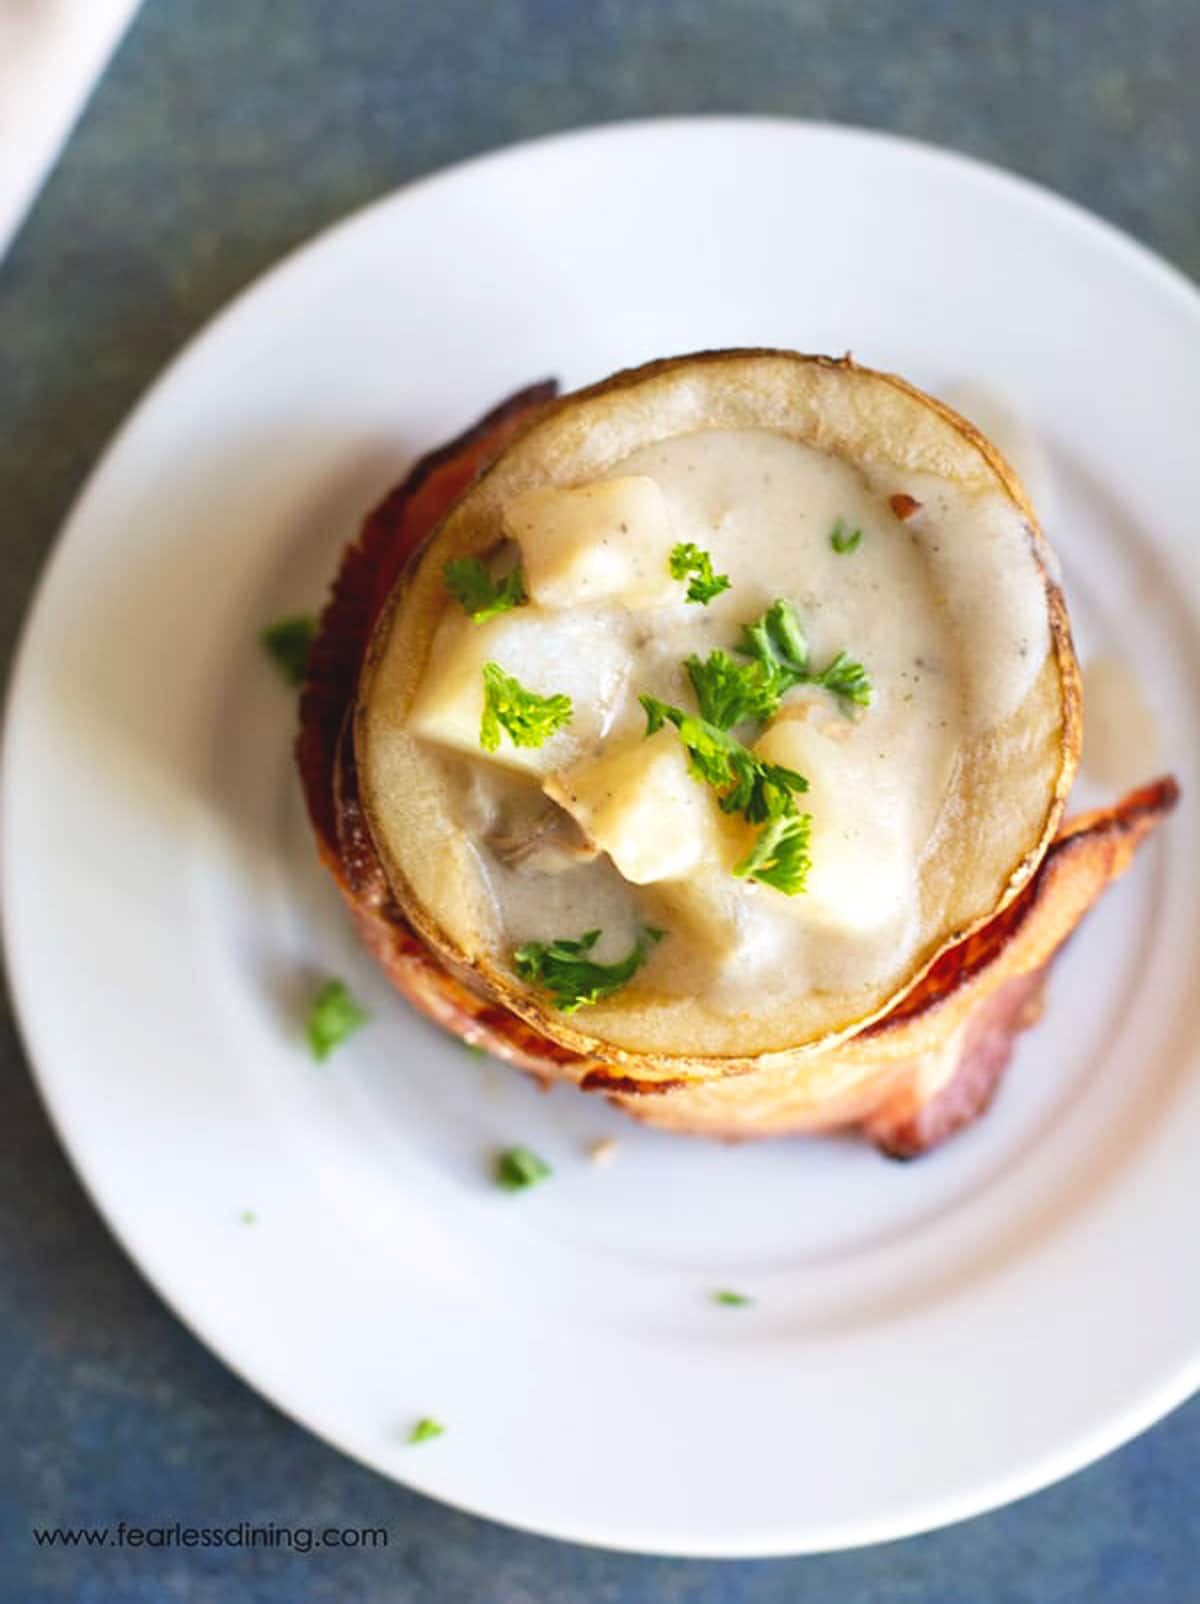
<box><xmin>354</xmin><ymin>350</ymin><xmax>1082</xmax><ymax>1075</ymax></box>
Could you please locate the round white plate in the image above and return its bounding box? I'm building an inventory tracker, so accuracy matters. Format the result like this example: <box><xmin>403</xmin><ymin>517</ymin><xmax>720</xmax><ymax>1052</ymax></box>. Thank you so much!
<box><xmin>5</xmin><ymin>120</ymin><xmax>1200</xmax><ymax>1557</ymax></box>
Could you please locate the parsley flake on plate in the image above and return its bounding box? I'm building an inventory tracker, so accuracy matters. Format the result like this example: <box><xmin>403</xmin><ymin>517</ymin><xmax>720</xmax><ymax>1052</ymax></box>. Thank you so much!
<box><xmin>306</xmin><ymin>978</ymin><xmax>368</xmax><ymax>1061</ymax></box>
<box><xmin>494</xmin><ymin>1146</ymin><xmax>553</xmax><ymax>1191</ymax></box>
<box><xmin>443</xmin><ymin>556</ymin><xmax>527</xmax><ymax>622</ymax></box>
<box><xmin>480</xmin><ymin>662</ymin><xmax>572</xmax><ymax>753</ymax></box>
<box><xmin>260</xmin><ymin>614</ymin><xmax>317</xmax><ymax>687</ymax></box>
<box><xmin>669</xmin><ymin>541</ymin><xmax>731</xmax><ymax>605</ymax></box>
<box><xmin>829</xmin><ymin>516</ymin><xmax>863</xmax><ymax>555</ymax></box>
<box><xmin>514</xmin><ymin>926</ymin><xmax>664</xmax><ymax>1013</ymax></box>
<box><xmin>408</xmin><ymin>1417</ymin><xmax>446</xmax><ymax>1444</ymax></box>
<box><xmin>713</xmin><ymin>1290</ymin><xmax>753</xmax><ymax>1308</ymax></box>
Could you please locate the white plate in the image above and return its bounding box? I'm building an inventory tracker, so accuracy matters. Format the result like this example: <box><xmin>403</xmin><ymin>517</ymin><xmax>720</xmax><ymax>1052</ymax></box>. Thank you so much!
<box><xmin>5</xmin><ymin>119</ymin><xmax>1200</xmax><ymax>1558</ymax></box>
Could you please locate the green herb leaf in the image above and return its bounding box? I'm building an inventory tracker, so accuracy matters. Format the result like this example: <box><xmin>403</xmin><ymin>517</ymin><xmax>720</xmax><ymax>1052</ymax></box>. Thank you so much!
<box><xmin>829</xmin><ymin>516</ymin><xmax>863</xmax><ymax>555</ymax></box>
<box><xmin>738</xmin><ymin>599</ymin><xmax>871</xmax><ymax>709</ymax></box>
<box><xmin>494</xmin><ymin>1146</ymin><xmax>553</xmax><ymax>1191</ymax></box>
<box><xmin>639</xmin><ymin>697</ymin><xmax>807</xmax><ymax>824</ymax></box>
<box><xmin>737</xmin><ymin>598</ymin><xmax>809</xmax><ymax>688</ymax></box>
<box><xmin>443</xmin><ymin>556</ymin><xmax>527</xmax><ymax>622</ymax></box>
<box><xmin>261</xmin><ymin>615</ymin><xmax>317</xmax><ymax>687</ymax></box>
<box><xmin>239</xmin><ymin>1210</ymin><xmax>257</xmax><ymax>1226</ymax></box>
<box><xmin>306</xmin><ymin>979</ymin><xmax>368</xmax><ymax>1061</ymax></box>
<box><xmin>685</xmin><ymin>649</ymin><xmax>780</xmax><ymax>730</ymax></box>
<box><xmin>408</xmin><ymin>1417</ymin><xmax>446</xmax><ymax>1444</ymax></box>
<box><xmin>810</xmin><ymin>650</ymin><xmax>872</xmax><ymax>707</ymax></box>
<box><xmin>480</xmin><ymin>662</ymin><xmax>572</xmax><ymax>753</ymax></box>
<box><xmin>669</xmin><ymin>541</ymin><xmax>731</xmax><ymax>605</ymax></box>
<box><xmin>734</xmin><ymin>811</ymin><xmax>813</xmax><ymax>895</ymax></box>
<box><xmin>713</xmin><ymin>1289</ymin><xmax>753</xmax><ymax>1307</ymax></box>
<box><xmin>514</xmin><ymin>926</ymin><xmax>664</xmax><ymax>1013</ymax></box>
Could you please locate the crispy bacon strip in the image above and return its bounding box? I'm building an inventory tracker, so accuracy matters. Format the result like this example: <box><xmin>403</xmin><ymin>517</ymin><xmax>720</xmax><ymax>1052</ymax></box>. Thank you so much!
<box><xmin>297</xmin><ymin>384</ymin><xmax>1178</xmax><ymax>1152</ymax></box>
<box><xmin>612</xmin><ymin>778</ymin><xmax>1179</xmax><ymax>1152</ymax></box>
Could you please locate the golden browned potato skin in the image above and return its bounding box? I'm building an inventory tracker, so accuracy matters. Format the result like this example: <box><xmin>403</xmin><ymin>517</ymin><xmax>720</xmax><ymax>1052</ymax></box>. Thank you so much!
<box><xmin>355</xmin><ymin>351</ymin><xmax>1083</xmax><ymax>1074</ymax></box>
<box><xmin>297</xmin><ymin>377</ymin><xmax>1173</xmax><ymax>1155</ymax></box>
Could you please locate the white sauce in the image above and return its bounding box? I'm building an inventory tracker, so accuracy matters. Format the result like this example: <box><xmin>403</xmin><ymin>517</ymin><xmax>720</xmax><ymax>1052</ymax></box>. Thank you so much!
<box><xmin>1081</xmin><ymin>654</ymin><xmax>1160</xmax><ymax>790</ymax></box>
<box><xmin>424</xmin><ymin>429</ymin><xmax>1050</xmax><ymax>1011</ymax></box>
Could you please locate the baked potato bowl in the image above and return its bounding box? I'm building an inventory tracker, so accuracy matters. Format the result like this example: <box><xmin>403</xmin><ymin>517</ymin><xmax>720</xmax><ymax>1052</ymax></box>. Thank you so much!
<box><xmin>349</xmin><ymin>351</ymin><xmax>1081</xmax><ymax>1081</ymax></box>
<box><xmin>297</xmin><ymin>361</ymin><xmax>1175</xmax><ymax>1153</ymax></box>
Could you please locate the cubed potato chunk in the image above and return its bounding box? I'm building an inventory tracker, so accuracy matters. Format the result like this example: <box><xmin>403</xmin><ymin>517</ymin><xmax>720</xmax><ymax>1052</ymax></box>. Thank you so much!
<box><xmin>407</xmin><ymin>607</ymin><xmax>629</xmax><ymax>774</ymax></box>
<box><xmin>545</xmin><ymin>729</ymin><xmax>740</xmax><ymax>883</ymax></box>
<box><xmin>502</xmin><ymin>476</ymin><xmax>680</xmax><ymax>607</ymax></box>
<box><xmin>645</xmin><ymin>869</ymin><xmax>750</xmax><ymax>961</ymax></box>
<box><xmin>755</xmin><ymin>708</ymin><xmax>914</xmax><ymax>930</ymax></box>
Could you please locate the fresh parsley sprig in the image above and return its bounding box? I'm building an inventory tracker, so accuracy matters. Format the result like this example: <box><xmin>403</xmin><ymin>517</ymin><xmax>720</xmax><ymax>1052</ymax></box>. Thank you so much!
<box><xmin>639</xmin><ymin>695</ymin><xmax>812</xmax><ymax>895</ymax></box>
<box><xmin>306</xmin><ymin>979</ymin><xmax>368</xmax><ymax>1061</ymax></box>
<box><xmin>685</xmin><ymin>649</ymin><xmax>780</xmax><ymax>730</ymax></box>
<box><xmin>261</xmin><ymin>614</ymin><xmax>317</xmax><ymax>687</ymax></box>
<box><xmin>738</xmin><ymin>599</ymin><xmax>871</xmax><ymax>710</ymax></box>
<box><xmin>494</xmin><ymin>1147</ymin><xmax>552</xmax><ymax>1191</ymax></box>
<box><xmin>514</xmin><ymin>926</ymin><xmax>664</xmax><ymax>1013</ymax></box>
<box><xmin>829</xmin><ymin>516</ymin><xmax>863</xmax><ymax>555</ymax></box>
<box><xmin>480</xmin><ymin>663</ymin><xmax>572</xmax><ymax>753</ymax></box>
<box><xmin>737</xmin><ymin>598</ymin><xmax>809</xmax><ymax>689</ymax></box>
<box><xmin>733</xmin><ymin>811</ymin><xmax>812</xmax><ymax>895</ymax></box>
<box><xmin>809</xmin><ymin>649</ymin><xmax>871</xmax><ymax>707</ymax></box>
<box><xmin>640</xmin><ymin>697</ymin><xmax>807</xmax><ymax>823</ymax></box>
<box><xmin>669</xmin><ymin>541</ymin><xmax>731</xmax><ymax>605</ymax></box>
<box><xmin>443</xmin><ymin>556</ymin><xmax>527</xmax><ymax>622</ymax></box>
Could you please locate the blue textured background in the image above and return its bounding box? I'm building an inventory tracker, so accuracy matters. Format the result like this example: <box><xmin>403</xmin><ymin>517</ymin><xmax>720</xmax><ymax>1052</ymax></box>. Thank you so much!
<box><xmin>2</xmin><ymin>2</ymin><xmax>1199</xmax><ymax>1599</ymax></box>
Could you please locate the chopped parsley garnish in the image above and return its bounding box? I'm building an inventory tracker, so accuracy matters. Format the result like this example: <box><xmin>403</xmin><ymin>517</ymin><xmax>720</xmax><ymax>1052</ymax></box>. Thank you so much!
<box><xmin>480</xmin><ymin>662</ymin><xmax>572</xmax><ymax>753</ymax></box>
<box><xmin>737</xmin><ymin>598</ymin><xmax>810</xmax><ymax>688</ymax></box>
<box><xmin>408</xmin><ymin>1417</ymin><xmax>446</xmax><ymax>1444</ymax></box>
<box><xmin>829</xmin><ymin>516</ymin><xmax>863</xmax><ymax>555</ymax></box>
<box><xmin>443</xmin><ymin>556</ymin><xmax>527</xmax><ymax>622</ymax></box>
<box><xmin>640</xmin><ymin>695</ymin><xmax>811</xmax><ymax>896</ymax></box>
<box><xmin>463</xmin><ymin>1042</ymin><xmax>489</xmax><ymax>1060</ymax></box>
<box><xmin>809</xmin><ymin>649</ymin><xmax>871</xmax><ymax>707</ymax></box>
<box><xmin>685</xmin><ymin>649</ymin><xmax>779</xmax><ymax>730</ymax></box>
<box><xmin>306</xmin><ymin>979</ymin><xmax>368</xmax><ymax>1061</ymax></box>
<box><xmin>240</xmin><ymin>1210</ymin><xmax>257</xmax><ymax>1226</ymax></box>
<box><xmin>713</xmin><ymin>1289</ymin><xmax>753</xmax><ymax>1307</ymax></box>
<box><xmin>639</xmin><ymin>697</ymin><xmax>807</xmax><ymax>823</ymax></box>
<box><xmin>261</xmin><ymin>614</ymin><xmax>317</xmax><ymax>686</ymax></box>
<box><xmin>733</xmin><ymin>812</ymin><xmax>812</xmax><ymax>895</ymax></box>
<box><xmin>669</xmin><ymin>541</ymin><xmax>731</xmax><ymax>605</ymax></box>
<box><xmin>514</xmin><ymin>926</ymin><xmax>664</xmax><ymax>1013</ymax></box>
<box><xmin>633</xmin><ymin>601</ymin><xmax>865</xmax><ymax>899</ymax></box>
<box><xmin>494</xmin><ymin>1146</ymin><xmax>553</xmax><ymax>1191</ymax></box>
<box><xmin>738</xmin><ymin>599</ymin><xmax>871</xmax><ymax>710</ymax></box>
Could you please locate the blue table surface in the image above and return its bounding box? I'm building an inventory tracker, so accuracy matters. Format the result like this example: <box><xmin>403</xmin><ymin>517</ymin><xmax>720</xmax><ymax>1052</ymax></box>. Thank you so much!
<box><xmin>2</xmin><ymin>2</ymin><xmax>1198</xmax><ymax>1599</ymax></box>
